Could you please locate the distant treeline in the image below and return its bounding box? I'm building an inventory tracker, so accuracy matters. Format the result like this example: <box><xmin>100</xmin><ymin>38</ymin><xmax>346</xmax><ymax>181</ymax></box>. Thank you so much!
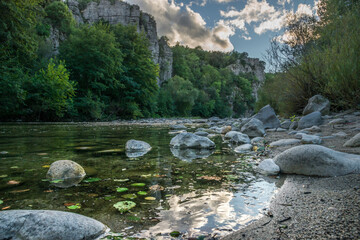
<box><xmin>0</xmin><ymin>0</ymin><xmax>256</xmax><ymax>121</ymax></box>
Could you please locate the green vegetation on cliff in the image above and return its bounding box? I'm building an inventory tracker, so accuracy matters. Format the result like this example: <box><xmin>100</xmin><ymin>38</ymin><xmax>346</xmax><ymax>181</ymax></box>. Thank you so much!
<box><xmin>0</xmin><ymin>0</ymin><xmax>256</xmax><ymax>121</ymax></box>
<box><xmin>158</xmin><ymin>46</ymin><xmax>255</xmax><ymax>118</ymax></box>
<box><xmin>256</xmin><ymin>0</ymin><xmax>360</xmax><ymax>115</ymax></box>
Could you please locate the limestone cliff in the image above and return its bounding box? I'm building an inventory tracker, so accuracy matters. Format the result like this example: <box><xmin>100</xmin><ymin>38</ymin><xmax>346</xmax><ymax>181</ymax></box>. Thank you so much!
<box><xmin>66</xmin><ymin>0</ymin><xmax>172</xmax><ymax>85</ymax></box>
<box><xmin>158</xmin><ymin>37</ymin><xmax>173</xmax><ymax>86</ymax></box>
<box><xmin>227</xmin><ymin>57</ymin><xmax>266</xmax><ymax>101</ymax></box>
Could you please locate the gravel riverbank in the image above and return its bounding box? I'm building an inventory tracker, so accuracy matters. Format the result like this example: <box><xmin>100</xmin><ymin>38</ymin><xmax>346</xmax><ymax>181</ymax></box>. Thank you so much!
<box><xmin>223</xmin><ymin>110</ymin><xmax>360</xmax><ymax>239</ymax></box>
<box><xmin>223</xmin><ymin>173</ymin><xmax>360</xmax><ymax>239</ymax></box>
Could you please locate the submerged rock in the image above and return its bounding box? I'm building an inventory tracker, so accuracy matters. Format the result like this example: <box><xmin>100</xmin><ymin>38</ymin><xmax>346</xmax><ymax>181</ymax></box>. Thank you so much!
<box><xmin>297</xmin><ymin>111</ymin><xmax>322</xmax><ymax>130</ymax></box>
<box><xmin>0</xmin><ymin>210</ymin><xmax>107</xmax><ymax>240</ymax></box>
<box><xmin>274</xmin><ymin>145</ymin><xmax>360</xmax><ymax>176</ymax></box>
<box><xmin>303</xmin><ymin>95</ymin><xmax>330</xmax><ymax>115</ymax></box>
<box><xmin>241</xmin><ymin>118</ymin><xmax>265</xmax><ymax>138</ymax></box>
<box><xmin>254</xmin><ymin>104</ymin><xmax>280</xmax><ymax>129</ymax></box>
<box><xmin>170</xmin><ymin>124</ymin><xmax>187</xmax><ymax>130</ymax></box>
<box><xmin>125</xmin><ymin>140</ymin><xmax>151</xmax><ymax>158</ymax></box>
<box><xmin>125</xmin><ymin>140</ymin><xmax>151</xmax><ymax>152</ymax></box>
<box><xmin>47</xmin><ymin>160</ymin><xmax>86</xmax><ymax>188</ymax></box>
<box><xmin>257</xmin><ymin>159</ymin><xmax>280</xmax><ymax>176</ymax></box>
<box><xmin>170</xmin><ymin>132</ymin><xmax>215</xmax><ymax>149</ymax></box>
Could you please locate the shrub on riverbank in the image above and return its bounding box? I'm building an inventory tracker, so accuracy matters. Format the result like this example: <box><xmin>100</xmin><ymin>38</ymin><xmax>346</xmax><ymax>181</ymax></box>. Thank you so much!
<box><xmin>257</xmin><ymin>0</ymin><xmax>360</xmax><ymax>116</ymax></box>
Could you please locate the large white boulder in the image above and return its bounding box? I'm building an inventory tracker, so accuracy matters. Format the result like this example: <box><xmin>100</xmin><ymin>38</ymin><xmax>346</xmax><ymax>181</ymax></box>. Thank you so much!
<box><xmin>274</xmin><ymin>145</ymin><xmax>360</xmax><ymax>176</ymax></box>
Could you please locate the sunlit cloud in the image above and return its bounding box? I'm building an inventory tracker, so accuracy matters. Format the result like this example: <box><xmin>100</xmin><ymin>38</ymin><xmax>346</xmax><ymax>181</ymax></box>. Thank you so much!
<box><xmin>125</xmin><ymin>0</ymin><xmax>234</xmax><ymax>51</ymax></box>
<box><xmin>220</xmin><ymin>0</ymin><xmax>289</xmax><ymax>38</ymax></box>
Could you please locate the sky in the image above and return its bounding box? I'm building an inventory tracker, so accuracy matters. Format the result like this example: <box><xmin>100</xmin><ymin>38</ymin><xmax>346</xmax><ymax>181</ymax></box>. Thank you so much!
<box><xmin>124</xmin><ymin>0</ymin><xmax>318</xmax><ymax>67</ymax></box>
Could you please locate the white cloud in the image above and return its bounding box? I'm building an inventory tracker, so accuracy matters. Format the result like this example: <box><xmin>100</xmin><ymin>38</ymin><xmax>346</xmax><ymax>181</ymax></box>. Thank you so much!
<box><xmin>242</xmin><ymin>35</ymin><xmax>252</xmax><ymax>40</ymax></box>
<box><xmin>277</xmin><ymin>0</ymin><xmax>291</xmax><ymax>6</ymax></box>
<box><xmin>221</xmin><ymin>0</ymin><xmax>278</xmax><ymax>24</ymax></box>
<box><xmin>221</xmin><ymin>0</ymin><xmax>288</xmax><ymax>37</ymax></box>
<box><xmin>125</xmin><ymin>0</ymin><xmax>234</xmax><ymax>51</ymax></box>
<box><xmin>215</xmin><ymin>0</ymin><xmax>235</xmax><ymax>3</ymax></box>
<box><xmin>296</xmin><ymin>4</ymin><xmax>313</xmax><ymax>16</ymax></box>
<box><xmin>254</xmin><ymin>9</ymin><xmax>287</xmax><ymax>34</ymax></box>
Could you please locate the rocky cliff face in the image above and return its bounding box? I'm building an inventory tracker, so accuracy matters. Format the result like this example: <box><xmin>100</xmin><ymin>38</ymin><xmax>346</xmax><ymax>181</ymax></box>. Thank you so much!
<box><xmin>227</xmin><ymin>58</ymin><xmax>266</xmax><ymax>101</ymax></box>
<box><xmin>158</xmin><ymin>37</ymin><xmax>173</xmax><ymax>86</ymax></box>
<box><xmin>66</xmin><ymin>0</ymin><xmax>172</xmax><ymax>85</ymax></box>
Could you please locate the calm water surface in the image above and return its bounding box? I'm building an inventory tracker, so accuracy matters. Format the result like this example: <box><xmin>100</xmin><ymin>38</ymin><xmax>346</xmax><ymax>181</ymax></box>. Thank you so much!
<box><xmin>0</xmin><ymin>123</ymin><xmax>281</xmax><ymax>239</ymax></box>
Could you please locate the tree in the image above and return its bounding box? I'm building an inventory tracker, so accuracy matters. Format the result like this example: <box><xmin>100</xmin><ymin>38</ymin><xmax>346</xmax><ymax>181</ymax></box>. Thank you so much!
<box><xmin>25</xmin><ymin>59</ymin><xmax>75</xmax><ymax>120</ymax></box>
<box><xmin>163</xmin><ymin>76</ymin><xmax>198</xmax><ymax>116</ymax></box>
<box><xmin>111</xmin><ymin>24</ymin><xmax>159</xmax><ymax>118</ymax></box>
<box><xmin>59</xmin><ymin>23</ymin><xmax>123</xmax><ymax>119</ymax></box>
<box><xmin>44</xmin><ymin>1</ymin><xmax>75</xmax><ymax>34</ymax></box>
<box><xmin>0</xmin><ymin>0</ymin><xmax>42</xmax><ymax>67</ymax></box>
<box><xmin>261</xmin><ymin>0</ymin><xmax>360</xmax><ymax>115</ymax></box>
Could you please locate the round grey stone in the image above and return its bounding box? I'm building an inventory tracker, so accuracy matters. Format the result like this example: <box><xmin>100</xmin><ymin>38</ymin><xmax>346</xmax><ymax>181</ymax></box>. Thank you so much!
<box><xmin>0</xmin><ymin>210</ymin><xmax>108</xmax><ymax>240</ymax></box>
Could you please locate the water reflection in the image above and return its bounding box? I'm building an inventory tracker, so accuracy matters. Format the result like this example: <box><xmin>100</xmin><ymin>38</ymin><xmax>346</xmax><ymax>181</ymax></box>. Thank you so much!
<box><xmin>138</xmin><ymin>179</ymin><xmax>276</xmax><ymax>239</ymax></box>
<box><xmin>170</xmin><ymin>148</ymin><xmax>214</xmax><ymax>161</ymax></box>
<box><xmin>0</xmin><ymin>124</ymin><xmax>279</xmax><ymax>239</ymax></box>
<box><xmin>125</xmin><ymin>150</ymin><xmax>151</xmax><ymax>158</ymax></box>
<box><xmin>50</xmin><ymin>176</ymin><xmax>84</xmax><ymax>188</ymax></box>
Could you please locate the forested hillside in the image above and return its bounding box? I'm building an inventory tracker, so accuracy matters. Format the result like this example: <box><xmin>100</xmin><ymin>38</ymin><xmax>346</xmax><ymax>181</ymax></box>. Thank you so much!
<box><xmin>0</xmin><ymin>0</ymin><xmax>258</xmax><ymax>121</ymax></box>
<box><xmin>158</xmin><ymin>45</ymin><xmax>256</xmax><ymax>118</ymax></box>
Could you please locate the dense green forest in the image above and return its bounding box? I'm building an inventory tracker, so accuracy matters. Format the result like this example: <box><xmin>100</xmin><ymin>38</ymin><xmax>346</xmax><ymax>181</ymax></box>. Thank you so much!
<box><xmin>2</xmin><ymin>0</ymin><xmax>357</xmax><ymax>121</ymax></box>
<box><xmin>159</xmin><ymin>45</ymin><xmax>255</xmax><ymax>118</ymax></box>
<box><xmin>256</xmin><ymin>0</ymin><xmax>360</xmax><ymax>116</ymax></box>
<box><xmin>0</xmin><ymin>0</ymin><xmax>256</xmax><ymax>121</ymax></box>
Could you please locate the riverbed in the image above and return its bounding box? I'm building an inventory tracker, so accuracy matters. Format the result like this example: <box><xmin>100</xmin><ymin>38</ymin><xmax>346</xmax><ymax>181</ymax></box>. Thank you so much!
<box><xmin>0</xmin><ymin>123</ymin><xmax>281</xmax><ymax>239</ymax></box>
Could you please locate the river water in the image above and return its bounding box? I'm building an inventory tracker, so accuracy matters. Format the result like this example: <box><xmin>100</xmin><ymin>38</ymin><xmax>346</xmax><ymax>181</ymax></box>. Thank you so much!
<box><xmin>0</xmin><ymin>123</ymin><xmax>281</xmax><ymax>239</ymax></box>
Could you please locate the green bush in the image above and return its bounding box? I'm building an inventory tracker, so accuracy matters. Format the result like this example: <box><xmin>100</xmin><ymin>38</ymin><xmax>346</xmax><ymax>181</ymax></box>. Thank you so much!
<box><xmin>25</xmin><ymin>59</ymin><xmax>75</xmax><ymax>120</ymax></box>
<box><xmin>45</xmin><ymin>1</ymin><xmax>74</xmax><ymax>34</ymax></box>
<box><xmin>163</xmin><ymin>76</ymin><xmax>199</xmax><ymax>116</ymax></box>
<box><xmin>258</xmin><ymin>0</ymin><xmax>360</xmax><ymax>115</ymax></box>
